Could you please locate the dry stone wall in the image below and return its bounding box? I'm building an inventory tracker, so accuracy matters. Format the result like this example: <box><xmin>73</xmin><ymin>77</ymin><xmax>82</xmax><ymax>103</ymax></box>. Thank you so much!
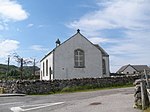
<box><xmin>0</xmin><ymin>75</ymin><xmax>140</xmax><ymax>95</ymax></box>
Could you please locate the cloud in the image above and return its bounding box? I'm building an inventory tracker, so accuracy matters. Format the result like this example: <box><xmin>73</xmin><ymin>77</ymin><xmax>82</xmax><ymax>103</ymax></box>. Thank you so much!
<box><xmin>16</xmin><ymin>28</ymin><xmax>21</xmax><ymax>32</ymax></box>
<box><xmin>0</xmin><ymin>0</ymin><xmax>28</xmax><ymax>30</ymax></box>
<box><xmin>27</xmin><ymin>23</ymin><xmax>34</xmax><ymax>28</ymax></box>
<box><xmin>89</xmin><ymin>37</ymin><xmax>109</xmax><ymax>44</ymax></box>
<box><xmin>78</xmin><ymin>4</ymin><xmax>97</xmax><ymax>9</ymax></box>
<box><xmin>0</xmin><ymin>39</ymin><xmax>20</xmax><ymax>58</ymax></box>
<box><xmin>68</xmin><ymin>0</ymin><xmax>150</xmax><ymax>32</ymax></box>
<box><xmin>67</xmin><ymin>0</ymin><xmax>150</xmax><ymax>72</ymax></box>
<box><xmin>30</xmin><ymin>45</ymin><xmax>48</xmax><ymax>51</ymax></box>
<box><xmin>0</xmin><ymin>0</ymin><xmax>28</xmax><ymax>21</ymax></box>
<box><xmin>0</xmin><ymin>21</ymin><xmax>8</xmax><ymax>30</ymax></box>
<box><xmin>0</xmin><ymin>24</ymin><xmax>4</xmax><ymax>30</ymax></box>
<box><xmin>37</xmin><ymin>25</ymin><xmax>44</xmax><ymax>28</ymax></box>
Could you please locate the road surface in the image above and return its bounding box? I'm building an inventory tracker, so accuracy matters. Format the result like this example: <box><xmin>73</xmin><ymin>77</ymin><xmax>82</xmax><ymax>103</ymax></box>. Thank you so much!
<box><xmin>0</xmin><ymin>87</ymin><xmax>141</xmax><ymax>112</ymax></box>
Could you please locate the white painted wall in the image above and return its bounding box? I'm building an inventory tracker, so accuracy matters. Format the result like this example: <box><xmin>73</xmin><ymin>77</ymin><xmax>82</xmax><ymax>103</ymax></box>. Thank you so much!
<box><xmin>40</xmin><ymin>52</ymin><xmax>53</xmax><ymax>80</ymax></box>
<box><xmin>53</xmin><ymin>33</ymin><xmax>104</xmax><ymax>79</ymax></box>
<box><xmin>122</xmin><ymin>66</ymin><xmax>137</xmax><ymax>74</ymax></box>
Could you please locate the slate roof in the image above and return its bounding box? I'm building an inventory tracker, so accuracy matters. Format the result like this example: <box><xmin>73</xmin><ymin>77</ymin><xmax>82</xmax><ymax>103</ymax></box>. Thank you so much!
<box><xmin>117</xmin><ymin>64</ymin><xmax>150</xmax><ymax>73</ymax></box>
<box><xmin>133</xmin><ymin>65</ymin><xmax>150</xmax><ymax>72</ymax></box>
<box><xmin>117</xmin><ymin>65</ymin><xmax>128</xmax><ymax>73</ymax></box>
<box><xmin>94</xmin><ymin>44</ymin><xmax>109</xmax><ymax>57</ymax></box>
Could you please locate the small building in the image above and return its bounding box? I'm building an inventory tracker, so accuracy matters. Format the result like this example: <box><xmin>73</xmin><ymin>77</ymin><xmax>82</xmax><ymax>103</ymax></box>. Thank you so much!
<box><xmin>117</xmin><ymin>64</ymin><xmax>150</xmax><ymax>75</ymax></box>
<box><xmin>40</xmin><ymin>29</ymin><xmax>110</xmax><ymax>80</ymax></box>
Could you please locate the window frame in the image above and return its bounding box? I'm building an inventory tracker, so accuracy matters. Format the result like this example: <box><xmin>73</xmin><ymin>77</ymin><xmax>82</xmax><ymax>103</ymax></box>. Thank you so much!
<box><xmin>74</xmin><ymin>49</ymin><xmax>85</xmax><ymax>68</ymax></box>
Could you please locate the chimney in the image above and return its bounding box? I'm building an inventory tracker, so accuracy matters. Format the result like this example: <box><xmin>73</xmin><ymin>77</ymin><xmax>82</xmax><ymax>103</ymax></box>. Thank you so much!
<box><xmin>56</xmin><ymin>38</ymin><xmax>61</xmax><ymax>47</ymax></box>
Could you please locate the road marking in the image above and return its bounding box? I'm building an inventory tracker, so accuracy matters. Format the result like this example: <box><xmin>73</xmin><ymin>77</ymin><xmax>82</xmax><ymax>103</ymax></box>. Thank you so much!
<box><xmin>0</xmin><ymin>102</ymin><xmax>23</xmax><ymax>106</ymax></box>
<box><xmin>10</xmin><ymin>102</ymin><xmax>64</xmax><ymax>112</ymax></box>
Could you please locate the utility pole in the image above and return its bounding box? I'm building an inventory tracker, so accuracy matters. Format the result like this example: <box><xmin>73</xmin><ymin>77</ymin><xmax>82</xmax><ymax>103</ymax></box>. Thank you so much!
<box><xmin>6</xmin><ymin>56</ymin><xmax>10</xmax><ymax>79</ymax></box>
<box><xmin>20</xmin><ymin>58</ymin><xmax>23</xmax><ymax>80</ymax></box>
<box><xmin>33</xmin><ymin>58</ymin><xmax>36</xmax><ymax>78</ymax></box>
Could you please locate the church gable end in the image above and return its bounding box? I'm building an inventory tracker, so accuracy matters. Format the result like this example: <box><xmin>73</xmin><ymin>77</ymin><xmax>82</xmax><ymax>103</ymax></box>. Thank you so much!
<box><xmin>40</xmin><ymin>29</ymin><xmax>110</xmax><ymax>80</ymax></box>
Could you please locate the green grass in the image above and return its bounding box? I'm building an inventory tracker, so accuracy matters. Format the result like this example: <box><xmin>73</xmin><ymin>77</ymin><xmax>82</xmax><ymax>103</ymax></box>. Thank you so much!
<box><xmin>60</xmin><ymin>83</ymin><xmax>133</xmax><ymax>93</ymax></box>
<box><xmin>144</xmin><ymin>107</ymin><xmax>150</xmax><ymax>112</ymax></box>
<box><xmin>29</xmin><ymin>83</ymin><xmax>134</xmax><ymax>95</ymax></box>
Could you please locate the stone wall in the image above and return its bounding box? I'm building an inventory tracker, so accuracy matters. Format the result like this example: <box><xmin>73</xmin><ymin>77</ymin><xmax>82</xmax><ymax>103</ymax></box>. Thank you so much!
<box><xmin>134</xmin><ymin>79</ymin><xmax>150</xmax><ymax>110</ymax></box>
<box><xmin>0</xmin><ymin>75</ymin><xmax>140</xmax><ymax>95</ymax></box>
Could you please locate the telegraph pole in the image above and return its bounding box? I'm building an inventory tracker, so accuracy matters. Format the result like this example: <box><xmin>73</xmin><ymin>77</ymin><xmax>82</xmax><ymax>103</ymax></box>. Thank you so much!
<box><xmin>33</xmin><ymin>58</ymin><xmax>36</xmax><ymax>78</ymax></box>
<box><xmin>6</xmin><ymin>56</ymin><xmax>10</xmax><ymax>79</ymax></box>
<box><xmin>20</xmin><ymin>58</ymin><xmax>23</xmax><ymax>80</ymax></box>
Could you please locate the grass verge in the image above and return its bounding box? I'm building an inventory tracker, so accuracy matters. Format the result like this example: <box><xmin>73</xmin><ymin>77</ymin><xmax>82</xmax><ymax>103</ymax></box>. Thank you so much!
<box><xmin>144</xmin><ymin>107</ymin><xmax>150</xmax><ymax>112</ymax></box>
<box><xmin>60</xmin><ymin>83</ymin><xmax>133</xmax><ymax>93</ymax></box>
<box><xmin>29</xmin><ymin>83</ymin><xmax>134</xmax><ymax>95</ymax></box>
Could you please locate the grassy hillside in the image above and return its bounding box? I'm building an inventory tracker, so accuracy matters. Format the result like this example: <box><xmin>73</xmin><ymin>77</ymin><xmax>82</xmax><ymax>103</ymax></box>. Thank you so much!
<box><xmin>0</xmin><ymin>64</ymin><xmax>17</xmax><ymax>75</ymax></box>
<box><xmin>0</xmin><ymin>64</ymin><xmax>40</xmax><ymax>79</ymax></box>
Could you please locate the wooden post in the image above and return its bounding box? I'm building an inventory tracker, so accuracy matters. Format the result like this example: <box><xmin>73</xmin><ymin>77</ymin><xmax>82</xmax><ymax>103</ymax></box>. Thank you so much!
<box><xmin>144</xmin><ymin>69</ymin><xmax>150</xmax><ymax>89</ymax></box>
<box><xmin>141</xmin><ymin>80</ymin><xmax>150</xmax><ymax>110</ymax></box>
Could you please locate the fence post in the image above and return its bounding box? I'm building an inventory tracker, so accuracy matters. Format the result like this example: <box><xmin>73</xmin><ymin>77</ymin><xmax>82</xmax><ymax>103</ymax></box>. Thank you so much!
<box><xmin>144</xmin><ymin>69</ymin><xmax>150</xmax><ymax>89</ymax></box>
<box><xmin>141</xmin><ymin>80</ymin><xmax>150</xmax><ymax>110</ymax></box>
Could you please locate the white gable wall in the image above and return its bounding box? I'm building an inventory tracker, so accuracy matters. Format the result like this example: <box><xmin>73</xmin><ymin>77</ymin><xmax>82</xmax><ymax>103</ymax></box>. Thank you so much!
<box><xmin>122</xmin><ymin>66</ymin><xmax>137</xmax><ymax>74</ymax></box>
<box><xmin>40</xmin><ymin>52</ymin><xmax>53</xmax><ymax>80</ymax></box>
<box><xmin>54</xmin><ymin>33</ymin><xmax>103</xmax><ymax>79</ymax></box>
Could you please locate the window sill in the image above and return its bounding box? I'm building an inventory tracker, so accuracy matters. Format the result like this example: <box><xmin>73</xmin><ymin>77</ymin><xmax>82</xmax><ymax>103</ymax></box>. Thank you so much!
<box><xmin>74</xmin><ymin>66</ymin><xmax>85</xmax><ymax>68</ymax></box>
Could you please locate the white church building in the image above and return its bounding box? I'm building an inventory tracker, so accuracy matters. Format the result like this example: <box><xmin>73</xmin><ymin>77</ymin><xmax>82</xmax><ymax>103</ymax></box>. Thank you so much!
<box><xmin>40</xmin><ymin>29</ymin><xmax>110</xmax><ymax>80</ymax></box>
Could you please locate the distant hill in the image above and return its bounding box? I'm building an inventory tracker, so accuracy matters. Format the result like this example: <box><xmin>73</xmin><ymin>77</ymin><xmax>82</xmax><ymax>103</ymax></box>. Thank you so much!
<box><xmin>0</xmin><ymin>64</ymin><xmax>18</xmax><ymax>75</ymax></box>
<box><xmin>0</xmin><ymin>64</ymin><xmax>40</xmax><ymax>79</ymax></box>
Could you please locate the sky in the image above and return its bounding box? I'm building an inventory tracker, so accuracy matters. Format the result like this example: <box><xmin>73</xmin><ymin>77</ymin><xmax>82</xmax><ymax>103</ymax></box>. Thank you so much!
<box><xmin>0</xmin><ymin>0</ymin><xmax>150</xmax><ymax>72</ymax></box>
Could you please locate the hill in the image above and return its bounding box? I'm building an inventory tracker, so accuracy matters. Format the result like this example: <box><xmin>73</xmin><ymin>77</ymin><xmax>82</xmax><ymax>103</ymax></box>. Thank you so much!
<box><xmin>0</xmin><ymin>64</ymin><xmax>17</xmax><ymax>75</ymax></box>
<box><xmin>0</xmin><ymin>64</ymin><xmax>40</xmax><ymax>79</ymax></box>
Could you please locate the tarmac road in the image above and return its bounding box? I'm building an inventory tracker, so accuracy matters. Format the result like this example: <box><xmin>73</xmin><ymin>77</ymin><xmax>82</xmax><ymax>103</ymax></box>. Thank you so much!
<box><xmin>0</xmin><ymin>87</ymin><xmax>141</xmax><ymax>112</ymax></box>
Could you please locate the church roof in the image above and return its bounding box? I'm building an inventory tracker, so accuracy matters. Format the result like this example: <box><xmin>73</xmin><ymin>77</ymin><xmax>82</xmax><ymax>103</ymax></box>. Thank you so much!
<box><xmin>94</xmin><ymin>44</ymin><xmax>109</xmax><ymax>56</ymax></box>
<box><xmin>117</xmin><ymin>64</ymin><xmax>150</xmax><ymax>73</ymax></box>
<box><xmin>41</xmin><ymin>29</ymin><xmax>109</xmax><ymax>62</ymax></box>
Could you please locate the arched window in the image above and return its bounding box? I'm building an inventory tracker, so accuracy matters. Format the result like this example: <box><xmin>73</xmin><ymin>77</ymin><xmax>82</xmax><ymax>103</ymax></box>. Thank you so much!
<box><xmin>74</xmin><ymin>49</ymin><xmax>85</xmax><ymax>68</ymax></box>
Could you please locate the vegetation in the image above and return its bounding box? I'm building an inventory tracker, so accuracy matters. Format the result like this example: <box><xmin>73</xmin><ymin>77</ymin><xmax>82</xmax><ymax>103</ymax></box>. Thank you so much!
<box><xmin>0</xmin><ymin>64</ymin><xmax>39</xmax><ymax>80</ymax></box>
<box><xmin>144</xmin><ymin>107</ymin><xmax>150</xmax><ymax>112</ymax></box>
<box><xmin>55</xmin><ymin>83</ymin><xmax>133</xmax><ymax>94</ymax></box>
<box><xmin>28</xmin><ymin>83</ymin><xmax>133</xmax><ymax>95</ymax></box>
